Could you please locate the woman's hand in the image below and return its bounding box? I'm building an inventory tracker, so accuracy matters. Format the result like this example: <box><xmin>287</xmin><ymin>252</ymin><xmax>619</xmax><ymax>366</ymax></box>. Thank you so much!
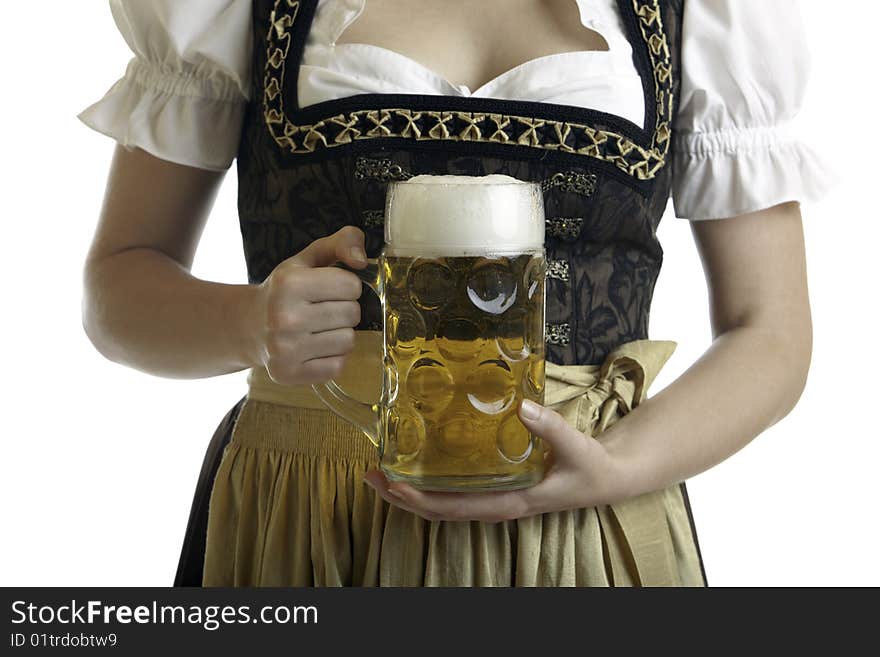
<box><xmin>245</xmin><ymin>226</ymin><xmax>369</xmax><ymax>385</ymax></box>
<box><xmin>362</xmin><ymin>399</ymin><xmax>634</xmax><ymax>522</ymax></box>
<box><xmin>363</xmin><ymin>202</ymin><xmax>813</xmax><ymax>523</ymax></box>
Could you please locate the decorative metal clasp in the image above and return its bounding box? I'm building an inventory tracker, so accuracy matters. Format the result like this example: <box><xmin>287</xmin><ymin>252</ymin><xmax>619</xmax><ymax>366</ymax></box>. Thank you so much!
<box><xmin>541</xmin><ymin>171</ymin><xmax>597</xmax><ymax>197</ymax></box>
<box><xmin>362</xmin><ymin>210</ymin><xmax>384</xmax><ymax>228</ymax></box>
<box><xmin>545</xmin><ymin>216</ymin><xmax>584</xmax><ymax>241</ymax></box>
<box><xmin>546</xmin><ymin>259</ymin><xmax>570</xmax><ymax>282</ymax></box>
<box><xmin>355</xmin><ymin>157</ymin><xmax>413</xmax><ymax>182</ymax></box>
<box><xmin>545</xmin><ymin>323</ymin><xmax>571</xmax><ymax>346</ymax></box>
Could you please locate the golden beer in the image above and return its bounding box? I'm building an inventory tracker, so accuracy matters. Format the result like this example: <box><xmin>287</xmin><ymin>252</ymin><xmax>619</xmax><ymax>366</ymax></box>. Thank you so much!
<box><xmin>314</xmin><ymin>174</ymin><xmax>546</xmax><ymax>491</ymax></box>
<box><xmin>380</xmin><ymin>252</ymin><xmax>546</xmax><ymax>489</ymax></box>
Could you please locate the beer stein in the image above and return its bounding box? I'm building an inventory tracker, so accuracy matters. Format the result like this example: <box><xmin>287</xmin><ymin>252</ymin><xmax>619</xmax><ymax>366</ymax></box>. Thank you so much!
<box><xmin>313</xmin><ymin>174</ymin><xmax>546</xmax><ymax>491</ymax></box>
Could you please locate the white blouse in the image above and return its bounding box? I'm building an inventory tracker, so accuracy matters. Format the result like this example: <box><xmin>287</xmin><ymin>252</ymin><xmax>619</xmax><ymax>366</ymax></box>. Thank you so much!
<box><xmin>78</xmin><ymin>0</ymin><xmax>832</xmax><ymax>220</ymax></box>
<box><xmin>298</xmin><ymin>0</ymin><xmax>647</xmax><ymax>125</ymax></box>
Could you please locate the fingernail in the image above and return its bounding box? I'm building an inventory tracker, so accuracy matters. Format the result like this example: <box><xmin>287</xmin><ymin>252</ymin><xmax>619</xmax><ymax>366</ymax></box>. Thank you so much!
<box><xmin>520</xmin><ymin>399</ymin><xmax>541</xmax><ymax>421</ymax></box>
<box><xmin>350</xmin><ymin>246</ymin><xmax>367</xmax><ymax>264</ymax></box>
<box><xmin>362</xmin><ymin>476</ymin><xmax>375</xmax><ymax>489</ymax></box>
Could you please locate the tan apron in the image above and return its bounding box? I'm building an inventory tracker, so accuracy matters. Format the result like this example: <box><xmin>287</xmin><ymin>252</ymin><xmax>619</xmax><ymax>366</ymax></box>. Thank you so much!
<box><xmin>203</xmin><ymin>333</ymin><xmax>705</xmax><ymax>587</ymax></box>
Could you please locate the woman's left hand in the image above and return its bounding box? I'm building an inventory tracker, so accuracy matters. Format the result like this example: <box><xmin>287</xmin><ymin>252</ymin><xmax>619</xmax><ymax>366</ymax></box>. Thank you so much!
<box><xmin>362</xmin><ymin>399</ymin><xmax>635</xmax><ymax>522</ymax></box>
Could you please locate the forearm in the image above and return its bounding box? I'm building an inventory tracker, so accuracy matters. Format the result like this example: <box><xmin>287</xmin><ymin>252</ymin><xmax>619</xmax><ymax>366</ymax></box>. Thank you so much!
<box><xmin>600</xmin><ymin>322</ymin><xmax>812</xmax><ymax>499</ymax></box>
<box><xmin>83</xmin><ymin>247</ymin><xmax>262</xmax><ymax>379</ymax></box>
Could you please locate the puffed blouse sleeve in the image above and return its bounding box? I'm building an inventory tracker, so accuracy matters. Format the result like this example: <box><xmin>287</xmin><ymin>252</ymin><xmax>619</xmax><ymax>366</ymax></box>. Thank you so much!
<box><xmin>672</xmin><ymin>0</ymin><xmax>834</xmax><ymax>220</ymax></box>
<box><xmin>77</xmin><ymin>0</ymin><xmax>253</xmax><ymax>172</ymax></box>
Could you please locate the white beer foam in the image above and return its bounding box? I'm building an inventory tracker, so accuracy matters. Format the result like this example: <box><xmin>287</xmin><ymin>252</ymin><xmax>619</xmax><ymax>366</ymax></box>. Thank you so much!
<box><xmin>385</xmin><ymin>174</ymin><xmax>544</xmax><ymax>254</ymax></box>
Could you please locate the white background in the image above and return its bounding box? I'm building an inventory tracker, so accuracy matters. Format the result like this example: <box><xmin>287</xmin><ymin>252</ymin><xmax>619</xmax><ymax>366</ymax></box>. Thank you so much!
<box><xmin>0</xmin><ymin>1</ymin><xmax>876</xmax><ymax>587</ymax></box>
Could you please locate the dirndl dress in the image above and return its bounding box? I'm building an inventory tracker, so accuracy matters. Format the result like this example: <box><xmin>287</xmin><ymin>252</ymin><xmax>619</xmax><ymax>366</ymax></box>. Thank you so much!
<box><xmin>171</xmin><ymin>0</ymin><xmax>707</xmax><ymax>587</ymax></box>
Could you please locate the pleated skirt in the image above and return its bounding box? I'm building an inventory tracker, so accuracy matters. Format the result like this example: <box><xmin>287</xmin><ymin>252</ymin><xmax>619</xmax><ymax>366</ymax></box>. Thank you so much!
<box><xmin>179</xmin><ymin>337</ymin><xmax>707</xmax><ymax>587</ymax></box>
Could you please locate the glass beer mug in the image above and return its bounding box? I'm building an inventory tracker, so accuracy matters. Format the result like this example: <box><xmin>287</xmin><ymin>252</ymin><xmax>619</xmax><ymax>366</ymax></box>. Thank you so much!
<box><xmin>313</xmin><ymin>174</ymin><xmax>546</xmax><ymax>491</ymax></box>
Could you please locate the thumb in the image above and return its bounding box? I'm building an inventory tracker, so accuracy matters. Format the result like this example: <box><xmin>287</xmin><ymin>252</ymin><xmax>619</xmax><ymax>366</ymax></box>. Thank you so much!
<box><xmin>517</xmin><ymin>399</ymin><xmax>584</xmax><ymax>461</ymax></box>
<box><xmin>289</xmin><ymin>226</ymin><xmax>368</xmax><ymax>269</ymax></box>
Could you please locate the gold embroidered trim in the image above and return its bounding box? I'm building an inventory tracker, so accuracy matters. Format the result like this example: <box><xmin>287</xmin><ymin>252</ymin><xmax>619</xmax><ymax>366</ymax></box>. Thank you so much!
<box><xmin>262</xmin><ymin>0</ymin><xmax>673</xmax><ymax>180</ymax></box>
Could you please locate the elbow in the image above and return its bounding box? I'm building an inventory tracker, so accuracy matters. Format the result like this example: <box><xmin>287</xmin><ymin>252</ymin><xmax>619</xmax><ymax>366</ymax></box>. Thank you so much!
<box><xmin>767</xmin><ymin>316</ymin><xmax>813</xmax><ymax>425</ymax></box>
<box><xmin>81</xmin><ymin>305</ymin><xmax>115</xmax><ymax>364</ymax></box>
<box><xmin>81</xmin><ymin>293</ymin><xmax>118</xmax><ymax>365</ymax></box>
<box><xmin>783</xmin><ymin>335</ymin><xmax>812</xmax><ymax>419</ymax></box>
<box><xmin>715</xmin><ymin>292</ymin><xmax>813</xmax><ymax>426</ymax></box>
<box><xmin>81</xmin><ymin>261</ymin><xmax>126</xmax><ymax>366</ymax></box>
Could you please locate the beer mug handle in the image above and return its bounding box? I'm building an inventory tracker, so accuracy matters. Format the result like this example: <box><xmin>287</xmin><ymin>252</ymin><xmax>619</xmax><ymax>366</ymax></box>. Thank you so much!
<box><xmin>311</xmin><ymin>259</ymin><xmax>382</xmax><ymax>448</ymax></box>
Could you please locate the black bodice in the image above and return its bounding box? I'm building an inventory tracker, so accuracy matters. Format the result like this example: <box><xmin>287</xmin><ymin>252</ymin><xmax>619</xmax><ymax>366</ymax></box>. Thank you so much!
<box><xmin>236</xmin><ymin>0</ymin><xmax>684</xmax><ymax>365</ymax></box>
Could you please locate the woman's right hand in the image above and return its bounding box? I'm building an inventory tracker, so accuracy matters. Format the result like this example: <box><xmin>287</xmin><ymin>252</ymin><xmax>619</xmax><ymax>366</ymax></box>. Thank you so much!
<box><xmin>246</xmin><ymin>226</ymin><xmax>368</xmax><ymax>385</ymax></box>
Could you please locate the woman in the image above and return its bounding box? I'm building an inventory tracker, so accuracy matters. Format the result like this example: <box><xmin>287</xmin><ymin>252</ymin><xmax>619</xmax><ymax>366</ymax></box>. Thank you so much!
<box><xmin>79</xmin><ymin>0</ymin><xmax>828</xmax><ymax>586</ymax></box>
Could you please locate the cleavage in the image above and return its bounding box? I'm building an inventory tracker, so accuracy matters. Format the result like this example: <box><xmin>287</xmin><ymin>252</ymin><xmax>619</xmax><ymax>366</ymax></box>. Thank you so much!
<box><xmin>334</xmin><ymin>0</ymin><xmax>610</xmax><ymax>93</ymax></box>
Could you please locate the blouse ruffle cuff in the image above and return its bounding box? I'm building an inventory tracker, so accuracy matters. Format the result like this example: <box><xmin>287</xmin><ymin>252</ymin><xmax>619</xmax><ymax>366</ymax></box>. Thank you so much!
<box><xmin>77</xmin><ymin>58</ymin><xmax>247</xmax><ymax>172</ymax></box>
<box><xmin>672</xmin><ymin>124</ymin><xmax>836</xmax><ymax>221</ymax></box>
